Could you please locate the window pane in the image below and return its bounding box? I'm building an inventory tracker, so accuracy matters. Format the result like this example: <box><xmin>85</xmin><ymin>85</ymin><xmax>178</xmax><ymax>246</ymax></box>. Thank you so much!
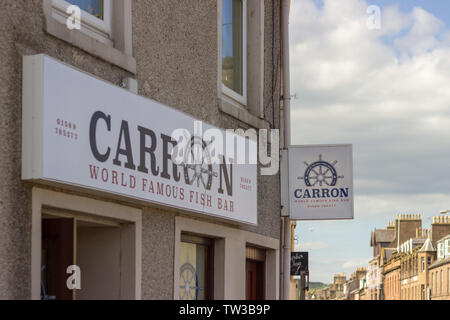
<box><xmin>222</xmin><ymin>0</ymin><xmax>243</xmax><ymax>96</ymax></box>
<box><xmin>67</xmin><ymin>0</ymin><xmax>104</xmax><ymax>20</ymax></box>
<box><xmin>195</xmin><ymin>245</ymin><xmax>208</xmax><ymax>300</ymax></box>
<box><xmin>179</xmin><ymin>242</ymin><xmax>210</xmax><ymax>300</ymax></box>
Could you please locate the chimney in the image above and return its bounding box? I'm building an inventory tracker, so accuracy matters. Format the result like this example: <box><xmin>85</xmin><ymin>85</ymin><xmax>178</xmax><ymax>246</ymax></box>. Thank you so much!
<box><xmin>431</xmin><ymin>216</ymin><xmax>450</xmax><ymax>245</ymax></box>
<box><xmin>395</xmin><ymin>214</ymin><xmax>422</xmax><ymax>248</ymax></box>
<box><xmin>416</xmin><ymin>228</ymin><xmax>430</xmax><ymax>239</ymax></box>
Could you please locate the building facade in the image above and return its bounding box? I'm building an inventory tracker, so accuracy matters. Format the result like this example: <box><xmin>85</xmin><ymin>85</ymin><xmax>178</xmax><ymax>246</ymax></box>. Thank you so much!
<box><xmin>379</xmin><ymin>215</ymin><xmax>450</xmax><ymax>300</ymax></box>
<box><xmin>369</xmin><ymin>214</ymin><xmax>424</xmax><ymax>300</ymax></box>
<box><xmin>0</xmin><ymin>0</ymin><xmax>286</xmax><ymax>300</ymax></box>
<box><xmin>329</xmin><ymin>273</ymin><xmax>346</xmax><ymax>300</ymax></box>
<box><xmin>383</xmin><ymin>253</ymin><xmax>401</xmax><ymax>300</ymax></box>
<box><xmin>342</xmin><ymin>268</ymin><xmax>366</xmax><ymax>300</ymax></box>
<box><xmin>429</xmin><ymin>234</ymin><xmax>450</xmax><ymax>300</ymax></box>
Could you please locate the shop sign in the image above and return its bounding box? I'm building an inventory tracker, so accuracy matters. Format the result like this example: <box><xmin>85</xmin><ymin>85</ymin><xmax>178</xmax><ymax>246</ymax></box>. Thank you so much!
<box><xmin>287</xmin><ymin>145</ymin><xmax>354</xmax><ymax>220</ymax></box>
<box><xmin>22</xmin><ymin>55</ymin><xmax>257</xmax><ymax>225</ymax></box>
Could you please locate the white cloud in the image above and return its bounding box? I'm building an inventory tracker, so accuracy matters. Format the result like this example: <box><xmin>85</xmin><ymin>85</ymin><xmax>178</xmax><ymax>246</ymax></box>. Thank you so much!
<box><xmin>294</xmin><ymin>242</ymin><xmax>331</xmax><ymax>251</ymax></box>
<box><xmin>394</xmin><ymin>7</ymin><xmax>444</xmax><ymax>55</ymax></box>
<box><xmin>342</xmin><ymin>258</ymin><xmax>369</xmax><ymax>269</ymax></box>
<box><xmin>380</xmin><ymin>5</ymin><xmax>414</xmax><ymax>36</ymax></box>
<box><xmin>354</xmin><ymin>193</ymin><xmax>450</xmax><ymax>221</ymax></box>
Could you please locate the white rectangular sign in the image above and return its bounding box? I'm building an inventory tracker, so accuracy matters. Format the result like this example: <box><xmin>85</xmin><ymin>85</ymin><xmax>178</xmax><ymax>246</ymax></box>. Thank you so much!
<box><xmin>288</xmin><ymin>145</ymin><xmax>353</xmax><ymax>220</ymax></box>
<box><xmin>22</xmin><ymin>55</ymin><xmax>257</xmax><ymax>225</ymax></box>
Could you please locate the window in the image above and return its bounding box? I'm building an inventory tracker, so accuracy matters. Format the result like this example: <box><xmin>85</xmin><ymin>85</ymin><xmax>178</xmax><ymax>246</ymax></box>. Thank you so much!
<box><xmin>44</xmin><ymin>0</ymin><xmax>136</xmax><ymax>73</ymax></box>
<box><xmin>222</xmin><ymin>0</ymin><xmax>247</xmax><ymax>104</ymax></box>
<box><xmin>179</xmin><ymin>234</ymin><xmax>214</xmax><ymax>300</ymax></box>
<box><xmin>52</xmin><ymin>0</ymin><xmax>112</xmax><ymax>44</ymax></box>
<box><xmin>438</xmin><ymin>243</ymin><xmax>444</xmax><ymax>260</ymax></box>
<box><xmin>67</xmin><ymin>0</ymin><xmax>104</xmax><ymax>18</ymax></box>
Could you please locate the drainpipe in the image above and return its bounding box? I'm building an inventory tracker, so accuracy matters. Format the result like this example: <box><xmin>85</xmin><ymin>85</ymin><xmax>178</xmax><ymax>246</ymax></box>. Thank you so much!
<box><xmin>281</xmin><ymin>0</ymin><xmax>291</xmax><ymax>301</ymax></box>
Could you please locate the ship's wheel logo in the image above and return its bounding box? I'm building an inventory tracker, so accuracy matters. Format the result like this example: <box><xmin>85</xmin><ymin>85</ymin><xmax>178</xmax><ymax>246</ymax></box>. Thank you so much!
<box><xmin>299</xmin><ymin>154</ymin><xmax>343</xmax><ymax>187</ymax></box>
<box><xmin>182</xmin><ymin>136</ymin><xmax>218</xmax><ymax>190</ymax></box>
<box><xmin>179</xmin><ymin>262</ymin><xmax>203</xmax><ymax>300</ymax></box>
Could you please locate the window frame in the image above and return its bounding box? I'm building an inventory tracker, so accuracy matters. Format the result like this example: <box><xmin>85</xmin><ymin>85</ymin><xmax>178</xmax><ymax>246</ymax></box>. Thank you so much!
<box><xmin>52</xmin><ymin>0</ymin><xmax>112</xmax><ymax>44</ymax></box>
<box><xmin>221</xmin><ymin>0</ymin><xmax>248</xmax><ymax>106</ymax></box>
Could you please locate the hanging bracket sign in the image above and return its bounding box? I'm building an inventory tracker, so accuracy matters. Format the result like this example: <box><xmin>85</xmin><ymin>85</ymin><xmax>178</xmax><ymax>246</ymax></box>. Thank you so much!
<box><xmin>290</xmin><ymin>252</ymin><xmax>308</xmax><ymax>276</ymax></box>
<box><xmin>287</xmin><ymin>145</ymin><xmax>354</xmax><ymax>220</ymax></box>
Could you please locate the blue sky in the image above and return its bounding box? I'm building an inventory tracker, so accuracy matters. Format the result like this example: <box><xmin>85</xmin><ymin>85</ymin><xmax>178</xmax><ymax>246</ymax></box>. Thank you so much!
<box><xmin>290</xmin><ymin>0</ymin><xmax>450</xmax><ymax>283</ymax></box>
<box><xmin>312</xmin><ymin>0</ymin><xmax>450</xmax><ymax>23</ymax></box>
<box><xmin>222</xmin><ymin>0</ymin><xmax>234</xmax><ymax>58</ymax></box>
<box><xmin>373</xmin><ymin>0</ymin><xmax>450</xmax><ymax>24</ymax></box>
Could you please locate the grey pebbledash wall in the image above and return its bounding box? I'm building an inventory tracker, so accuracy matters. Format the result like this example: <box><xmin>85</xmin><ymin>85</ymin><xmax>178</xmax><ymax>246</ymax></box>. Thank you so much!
<box><xmin>0</xmin><ymin>0</ymin><xmax>282</xmax><ymax>299</ymax></box>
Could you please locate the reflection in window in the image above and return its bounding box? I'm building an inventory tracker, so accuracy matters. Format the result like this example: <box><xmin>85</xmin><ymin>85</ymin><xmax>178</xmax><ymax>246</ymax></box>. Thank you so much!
<box><xmin>67</xmin><ymin>0</ymin><xmax>104</xmax><ymax>20</ymax></box>
<box><xmin>179</xmin><ymin>238</ymin><xmax>212</xmax><ymax>300</ymax></box>
<box><xmin>222</xmin><ymin>0</ymin><xmax>244</xmax><ymax>96</ymax></box>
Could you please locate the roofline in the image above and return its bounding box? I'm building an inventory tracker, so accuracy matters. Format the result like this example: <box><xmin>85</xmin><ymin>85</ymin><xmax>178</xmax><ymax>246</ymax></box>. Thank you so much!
<box><xmin>428</xmin><ymin>256</ymin><xmax>450</xmax><ymax>270</ymax></box>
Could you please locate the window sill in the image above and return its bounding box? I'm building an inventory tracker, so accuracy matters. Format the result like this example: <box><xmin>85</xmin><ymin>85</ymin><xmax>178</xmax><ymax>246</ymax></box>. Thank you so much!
<box><xmin>44</xmin><ymin>13</ymin><xmax>136</xmax><ymax>74</ymax></box>
<box><xmin>219</xmin><ymin>94</ymin><xmax>270</xmax><ymax>130</ymax></box>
